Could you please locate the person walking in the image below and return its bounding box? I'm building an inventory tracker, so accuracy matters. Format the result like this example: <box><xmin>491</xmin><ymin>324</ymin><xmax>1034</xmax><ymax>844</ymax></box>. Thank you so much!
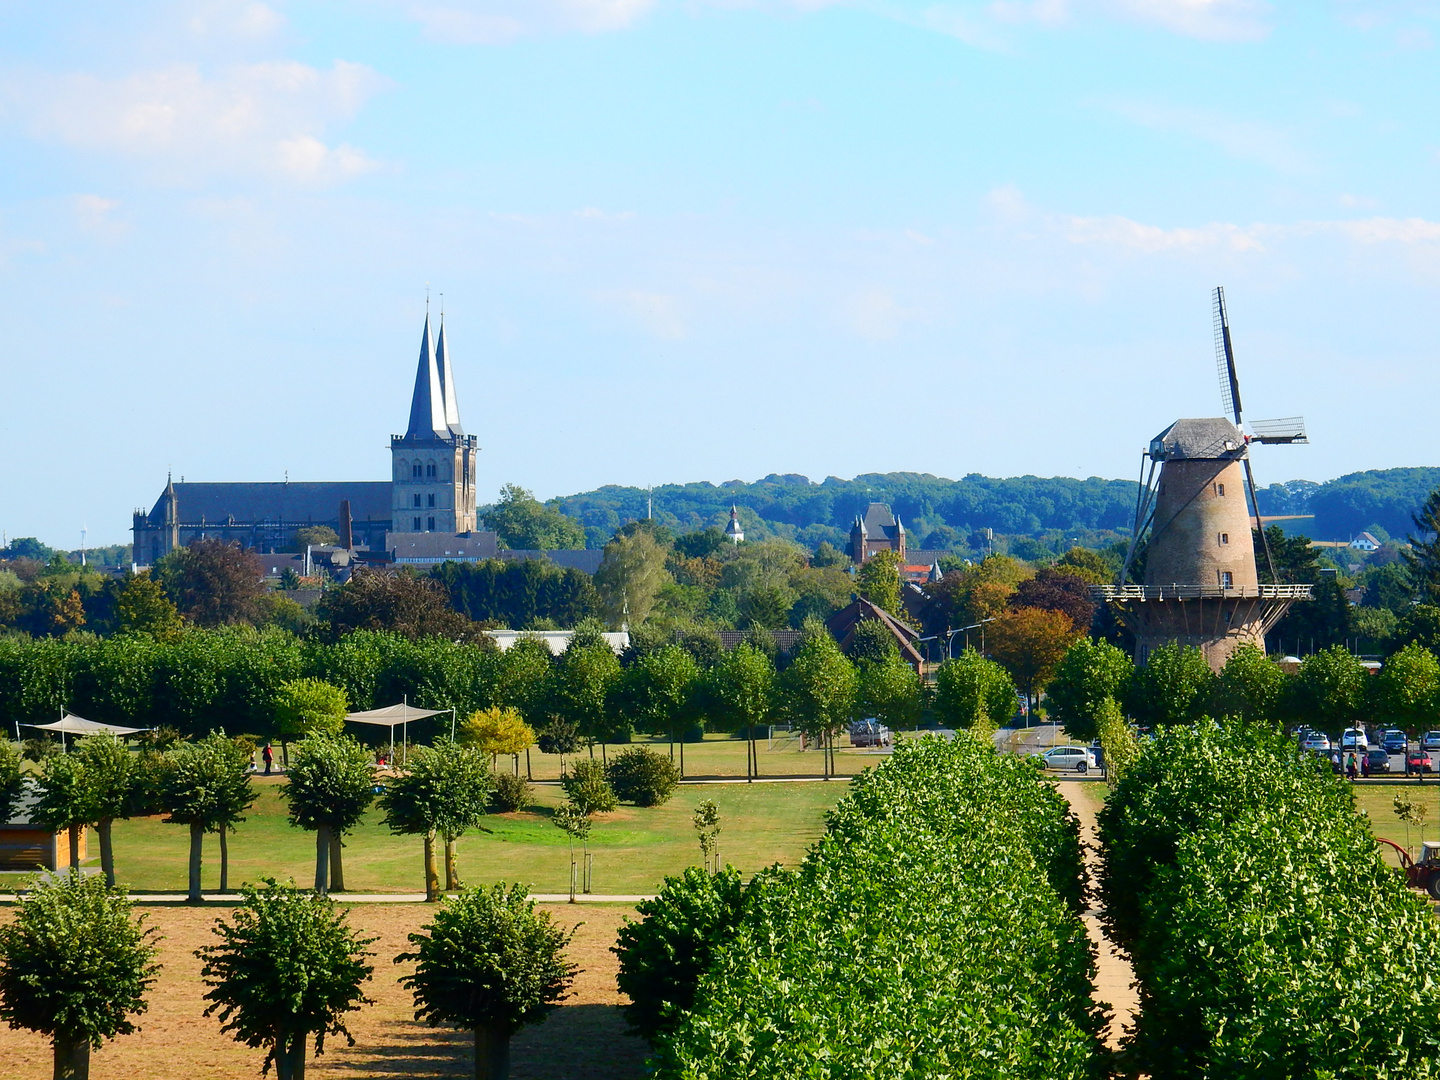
<box><xmin>262</xmin><ymin>742</ymin><xmax>274</xmax><ymax>776</ymax></box>
<box><xmin>1361</xmin><ymin>753</ymin><xmax>1371</xmax><ymax>779</ymax></box>
<box><xmin>1346</xmin><ymin>753</ymin><xmax>1359</xmax><ymax>781</ymax></box>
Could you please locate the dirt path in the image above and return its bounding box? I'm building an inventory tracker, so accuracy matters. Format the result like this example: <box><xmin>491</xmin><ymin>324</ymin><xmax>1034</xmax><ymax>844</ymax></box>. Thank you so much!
<box><xmin>1058</xmin><ymin>779</ymin><xmax>1138</xmax><ymax>1053</ymax></box>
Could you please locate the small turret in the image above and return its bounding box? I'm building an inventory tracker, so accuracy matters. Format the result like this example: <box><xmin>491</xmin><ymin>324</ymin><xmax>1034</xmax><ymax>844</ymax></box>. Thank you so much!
<box><xmin>725</xmin><ymin>505</ymin><xmax>744</xmax><ymax>545</ymax></box>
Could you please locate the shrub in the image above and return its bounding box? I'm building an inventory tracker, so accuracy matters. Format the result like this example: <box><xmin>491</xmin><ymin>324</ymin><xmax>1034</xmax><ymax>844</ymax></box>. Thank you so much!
<box><xmin>561</xmin><ymin>758</ymin><xmax>616</xmax><ymax>814</ymax></box>
<box><xmin>607</xmin><ymin>746</ymin><xmax>680</xmax><ymax>807</ymax></box>
<box><xmin>490</xmin><ymin>772</ymin><xmax>532</xmax><ymax>813</ymax></box>
<box><xmin>536</xmin><ymin>719</ymin><xmax>581</xmax><ymax>755</ymax></box>
<box><xmin>614</xmin><ymin>866</ymin><xmax>749</xmax><ymax>1041</ymax></box>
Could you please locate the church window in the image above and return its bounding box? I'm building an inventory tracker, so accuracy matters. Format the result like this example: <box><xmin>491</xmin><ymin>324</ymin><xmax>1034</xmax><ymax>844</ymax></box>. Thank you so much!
<box><xmin>426</xmin><ymin>462</ymin><xmax>437</xmax><ymax>478</ymax></box>
<box><xmin>427</xmin><ymin>516</ymin><xmax>435</xmax><ymax>531</ymax></box>
<box><xmin>427</xmin><ymin>494</ymin><xmax>435</xmax><ymax>508</ymax></box>
<box><xmin>413</xmin><ymin>494</ymin><xmax>421</xmax><ymax>508</ymax></box>
<box><xmin>412</xmin><ymin>463</ymin><xmax>422</xmax><ymax>478</ymax></box>
<box><xmin>413</xmin><ymin>517</ymin><xmax>421</xmax><ymax>530</ymax></box>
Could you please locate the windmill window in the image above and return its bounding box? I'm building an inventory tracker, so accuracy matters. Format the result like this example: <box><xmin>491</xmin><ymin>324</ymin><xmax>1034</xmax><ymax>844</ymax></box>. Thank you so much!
<box><xmin>1221</xmin><ymin>571</ymin><xmax>1234</xmax><ymax>588</ymax></box>
<box><xmin>1216</xmin><ymin>483</ymin><xmax>1225</xmax><ymax>496</ymax></box>
<box><xmin>1220</xmin><ymin>533</ymin><xmax>1230</xmax><ymax>545</ymax></box>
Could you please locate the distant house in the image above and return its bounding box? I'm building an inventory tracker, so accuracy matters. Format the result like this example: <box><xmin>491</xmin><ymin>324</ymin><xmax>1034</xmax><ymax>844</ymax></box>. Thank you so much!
<box><xmin>1349</xmin><ymin>532</ymin><xmax>1381</xmax><ymax>552</ymax></box>
<box><xmin>826</xmin><ymin>597</ymin><xmax>924</xmax><ymax>672</ymax></box>
<box><xmin>0</xmin><ymin>782</ymin><xmax>85</xmax><ymax>871</ymax></box>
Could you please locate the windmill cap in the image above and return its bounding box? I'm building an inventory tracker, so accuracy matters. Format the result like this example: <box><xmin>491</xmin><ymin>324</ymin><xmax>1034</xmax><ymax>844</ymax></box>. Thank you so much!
<box><xmin>1149</xmin><ymin>417</ymin><xmax>1245</xmax><ymax>462</ymax></box>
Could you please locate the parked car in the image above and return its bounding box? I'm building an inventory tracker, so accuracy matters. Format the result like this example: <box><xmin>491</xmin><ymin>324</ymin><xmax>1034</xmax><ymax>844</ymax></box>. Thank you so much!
<box><xmin>1409</xmin><ymin>750</ymin><xmax>1435</xmax><ymax>774</ymax></box>
<box><xmin>1384</xmin><ymin>730</ymin><xmax>1409</xmax><ymax>753</ymax></box>
<box><xmin>1035</xmin><ymin>745</ymin><xmax>1097</xmax><ymax>774</ymax></box>
<box><xmin>1341</xmin><ymin>728</ymin><xmax>1370</xmax><ymax>751</ymax></box>
<box><xmin>1366</xmin><ymin>748</ymin><xmax>1392</xmax><ymax>774</ymax></box>
<box><xmin>1423</xmin><ymin>731</ymin><xmax>1440</xmax><ymax>752</ymax></box>
<box><xmin>849</xmin><ymin>719</ymin><xmax>893</xmax><ymax>748</ymax></box>
<box><xmin>1301</xmin><ymin>733</ymin><xmax>1332</xmax><ymax>752</ymax></box>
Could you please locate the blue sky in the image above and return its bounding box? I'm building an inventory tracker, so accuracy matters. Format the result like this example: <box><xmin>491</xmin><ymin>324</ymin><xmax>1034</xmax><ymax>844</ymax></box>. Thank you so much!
<box><xmin>3</xmin><ymin>0</ymin><xmax>1440</xmax><ymax>547</ymax></box>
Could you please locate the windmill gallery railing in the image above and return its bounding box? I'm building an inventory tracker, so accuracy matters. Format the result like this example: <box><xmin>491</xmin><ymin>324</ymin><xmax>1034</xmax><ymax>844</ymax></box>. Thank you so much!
<box><xmin>1089</xmin><ymin>584</ymin><xmax>1314</xmax><ymax>602</ymax></box>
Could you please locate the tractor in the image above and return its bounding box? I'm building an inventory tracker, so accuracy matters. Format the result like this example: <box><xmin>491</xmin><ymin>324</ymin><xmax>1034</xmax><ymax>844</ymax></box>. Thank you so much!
<box><xmin>1377</xmin><ymin>838</ymin><xmax>1440</xmax><ymax>899</ymax></box>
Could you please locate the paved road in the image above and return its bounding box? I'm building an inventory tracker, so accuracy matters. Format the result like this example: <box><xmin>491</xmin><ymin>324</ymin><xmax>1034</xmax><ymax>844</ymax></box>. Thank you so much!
<box><xmin>0</xmin><ymin>891</ymin><xmax>654</xmax><ymax>905</ymax></box>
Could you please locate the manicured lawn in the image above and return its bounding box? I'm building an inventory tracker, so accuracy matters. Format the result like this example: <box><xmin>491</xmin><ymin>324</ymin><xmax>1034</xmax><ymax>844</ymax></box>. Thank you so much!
<box><xmin>1351</xmin><ymin>779</ymin><xmax>1440</xmax><ymax>863</ymax></box>
<box><xmin>22</xmin><ymin>774</ymin><xmax>846</xmax><ymax>896</ymax></box>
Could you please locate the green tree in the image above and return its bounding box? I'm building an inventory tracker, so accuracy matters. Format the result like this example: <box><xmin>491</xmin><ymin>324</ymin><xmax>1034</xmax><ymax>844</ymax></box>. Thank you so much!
<box><xmin>594</xmin><ymin>529</ymin><xmax>672</xmax><ymax>628</ymax></box>
<box><xmin>1212</xmin><ymin>644</ymin><xmax>1285</xmax><ymax>725</ymax></box>
<box><xmin>933</xmin><ymin>649</ymin><xmax>1019</xmax><ymax>732</ymax></box>
<box><xmin>198</xmin><ymin>881</ymin><xmax>375</xmax><ymax>1080</ymax></box>
<box><xmin>273</xmin><ymin>678</ymin><xmax>348</xmax><ymax>765</ymax></box>
<box><xmin>458</xmin><ymin>706</ymin><xmax>535</xmax><ymax>773</ymax></box>
<box><xmin>614</xmin><ymin>645</ymin><xmax>699</xmax><ymax>753</ymax></box>
<box><xmin>561</xmin><ymin>758</ymin><xmax>618</xmax><ymax>814</ymax></box>
<box><xmin>779</xmin><ymin>625</ymin><xmax>857</xmax><ymax>777</ymax></box>
<box><xmin>1396</xmin><ymin>604</ymin><xmax>1440</xmax><ymax>656</ymax></box>
<box><xmin>282</xmin><ymin>733</ymin><xmax>376</xmax><ymax>895</ymax></box>
<box><xmin>0</xmin><ymin>872</ymin><xmax>160</xmax><ymax>1080</ymax></box>
<box><xmin>113</xmin><ymin>571</ymin><xmax>184</xmax><ymax>639</ymax></box>
<box><xmin>1373</xmin><ymin>643</ymin><xmax>1440</xmax><ymax>732</ymax></box>
<box><xmin>1095</xmin><ymin>697</ymin><xmax>1139</xmax><ymax>787</ymax></box>
<box><xmin>163</xmin><ymin>732</ymin><xmax>256</xmax><ymax>901</ymax></box>
<box><xmin>316</xmin><ymin>569</ymin><xmax>484</xmax><ymax>642</ymax></box>
<box><xmin>545</xmin><ymin>638</ymin><xmax>624</xmax><ymax>750</ymax></box>
<box><xmin>856</xmin><ymin>549</ymin><xmax>903</xmax><ymax>615</ymax></box>
<box><xmin>379</xmin><ymin>740</ymin><xmax>494</xmax><ymax>900</ymax></box>
<box><xmin>606</xmin><ymin>746</ymin><xmax>680</xmax><ymax>807</ymax></box>
<box><xmin>483</xmin><ymin>484</ymin><xmax>586</xmax><ymax>550</ymax></box>
<box><xmin>1125</xmin><ymin>643</ymin><xmax>1216</xmax><ymax>728</ymax></box>
<box><xmin>31</xmin><ymin>753</ymin><xmax>93</xmax><ymax>871</ymax></box>
<box><xmin>1403</xmin><ymin>487</ymin><xmax>1440</xmax><ymax>604</ymax></box>
<box><xmin>1290</xmin><ymin>645</ymin><xmax>1369</xmax><ymax>735</ymax></box>
<box><xmin>1045</xmin><ymin>638</ymin><xmax>1134</xmax><ymax>743</ymax></box>
<box><xmin>0</xmin><ymin>739</ymin><xmax>22</xmax><ymax>824</ymax></box>
<box><xmin>73</xmin><ymin>732</ymin><xmax>135</xmax><ymax>887</ymax></box>
<box><xmin>292</xmin><ymin>525</ymin><xmax>341</xmax><ymax>551</ymax></box>
<box><xmin>698</xmin><ymin>643</ymin><xmax>775</xmax><ymax>779</ymax></box>
<box><xmin>854</xmin><ymin>655</ymin><xmax>921</xmax><ymax>731</ymax></box>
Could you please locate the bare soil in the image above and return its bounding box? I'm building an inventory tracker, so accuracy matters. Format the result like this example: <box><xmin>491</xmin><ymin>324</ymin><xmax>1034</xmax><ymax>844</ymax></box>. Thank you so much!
<box><xmin>0</xmin><ymin>903</ymin><xmax>649</xmax><ymax>1080</ymax></box>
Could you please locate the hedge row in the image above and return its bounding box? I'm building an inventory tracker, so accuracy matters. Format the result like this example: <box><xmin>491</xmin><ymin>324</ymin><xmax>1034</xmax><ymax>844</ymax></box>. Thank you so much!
<box><xmin>1099</xmin><ymin>721</ymin><xmax>1440</xmax><ymax>1079</ymax></box>
<box><xmin>648</xmin><ymin>735</ymin><xmax>1105</xmax><ymax>1079</ymax></box>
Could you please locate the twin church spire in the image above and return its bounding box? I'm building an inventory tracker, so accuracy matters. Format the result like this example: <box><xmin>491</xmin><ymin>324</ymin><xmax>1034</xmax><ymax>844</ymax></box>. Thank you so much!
<box><xmin>405</xmin><ymin>312</ymin><xmax>464</xmax><ymax>440</ymax></box>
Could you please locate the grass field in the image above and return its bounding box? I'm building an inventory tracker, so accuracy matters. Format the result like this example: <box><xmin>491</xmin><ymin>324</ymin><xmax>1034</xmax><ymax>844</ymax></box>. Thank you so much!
<box><xmin>9</xmin><ymin>773</ymin><xmax>846</xmax><ymax>896</ymax></box>
<box><xmin>0</xmin><ymin>902</ymin><xmax>648</xmax><ymax>1080</ymax></box>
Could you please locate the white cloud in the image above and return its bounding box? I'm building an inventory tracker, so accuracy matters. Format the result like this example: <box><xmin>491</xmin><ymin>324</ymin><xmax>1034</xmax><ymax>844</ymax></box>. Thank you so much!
<box><xmin>185</xmin><ymin>0</ymin><xmax>287</xmax><ymax>40</ymax></box>
<box><xmin>1064</xmin><ymin>214</ymin><xmax>1266</xmax><ymax>252</ymax></box>
<box><xmin>2</xmin><ymin>60</ymin><xmax>388</xmax><ymax>185</ymax></box>
<box><xmin>1099</xmin><ymin>0</ymin><xmax>1271</xmax><ymax>41</ymax></box>
<box><xmin>402</xmin><ymin>0</ymin><xmax>657</xmax><ymax>43</ymax></box>
<box><xmin>73</xmin><ymin>195</ymin><xmax>131</xmax><ymax>238</ymax></box>
<box><xmin>1327</xmin><ymin>217</ymin><xmax>1440</xmax><ymax>244</ymax></box>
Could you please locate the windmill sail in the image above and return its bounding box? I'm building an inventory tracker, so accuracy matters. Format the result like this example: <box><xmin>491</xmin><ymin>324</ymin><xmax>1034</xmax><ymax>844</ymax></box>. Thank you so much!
<box><xmin>1213</xmin><ymin>286</ymin><xmax>1243</xmax><ymax>426</ymax></box>
<box><xmin>1249</xmin><ymin>416</ymin><xmax>1309</xmax><ymax>444</ymax></box>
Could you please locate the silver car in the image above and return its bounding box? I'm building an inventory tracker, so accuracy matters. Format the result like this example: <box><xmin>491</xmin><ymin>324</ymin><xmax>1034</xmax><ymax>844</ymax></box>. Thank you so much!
<box><xmin>1036</xmin><ymin>745</ymin><xmax>1097</xmax><ymax>774</ymax></box>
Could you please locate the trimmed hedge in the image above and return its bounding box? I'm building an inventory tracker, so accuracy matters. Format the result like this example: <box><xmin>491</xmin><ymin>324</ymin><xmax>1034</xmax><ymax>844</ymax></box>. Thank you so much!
<box><xmin>1100</xmin><ymin>721</ymin><xmax>1440</xmax><ymax>1078</ymax></box>
<box><xmin>607</xmin><ymin>746</ymin><xmax>680</xmax><ymax>807</ymax></box>
<box><xmin>647</xmin><ymin>735</ymin><xmax>1104</xmax><ymax>1079</ymax></box>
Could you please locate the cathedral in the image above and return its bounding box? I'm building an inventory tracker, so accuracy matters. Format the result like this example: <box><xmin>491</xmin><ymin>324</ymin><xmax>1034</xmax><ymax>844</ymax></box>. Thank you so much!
<box><xmin>132</xmin><ymin>314</ymin><xmax>492</xmax><ymax>568</ymax></box>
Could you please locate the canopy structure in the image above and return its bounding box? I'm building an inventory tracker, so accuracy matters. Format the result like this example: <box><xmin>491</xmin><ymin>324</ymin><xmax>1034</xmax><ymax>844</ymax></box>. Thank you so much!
<box><xmin>344</xmin><ymin>702</ymin><xmax>452</xmax><ymax>756</ymax></box>
<box><xmin>23</xmin><ymin>713</ymin><xmax>147</xmax><ymax>747</ymax></box>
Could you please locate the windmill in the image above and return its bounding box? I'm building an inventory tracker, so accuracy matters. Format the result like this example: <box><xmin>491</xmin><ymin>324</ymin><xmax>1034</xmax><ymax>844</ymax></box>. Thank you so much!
<box><xmin>1098</xmin><ymin>287</ymin><xmax>1314</xmax><ymax>671</ymax></box>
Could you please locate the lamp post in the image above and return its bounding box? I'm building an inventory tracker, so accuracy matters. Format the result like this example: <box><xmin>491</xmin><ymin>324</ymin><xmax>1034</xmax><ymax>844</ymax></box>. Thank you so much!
<box><xmin>947</xmin><ymin>618</ymin><xmax>997</xmax><ymax>659</ymax></box>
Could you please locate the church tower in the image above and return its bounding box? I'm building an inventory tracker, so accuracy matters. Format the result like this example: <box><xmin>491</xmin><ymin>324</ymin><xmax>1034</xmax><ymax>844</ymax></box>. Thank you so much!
<box><xmin>391</xmin><ymin>313</ymin><xmax>478</xmax><ymax>533</ymax></box>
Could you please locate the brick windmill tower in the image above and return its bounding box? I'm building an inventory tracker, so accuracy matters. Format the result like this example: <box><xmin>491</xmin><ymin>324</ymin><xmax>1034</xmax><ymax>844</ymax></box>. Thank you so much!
<box><xmin>1095</xmin><ymin>288</ymin><xmax>1313</xmax><ymax>671</ymax></box>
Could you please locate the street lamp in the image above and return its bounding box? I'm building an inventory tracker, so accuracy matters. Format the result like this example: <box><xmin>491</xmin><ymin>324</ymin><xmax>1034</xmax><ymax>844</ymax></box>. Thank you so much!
<box><xmin>947</xmin><ymin>618</ymin><xmax>997</xmax><ymax>659</ymax></box>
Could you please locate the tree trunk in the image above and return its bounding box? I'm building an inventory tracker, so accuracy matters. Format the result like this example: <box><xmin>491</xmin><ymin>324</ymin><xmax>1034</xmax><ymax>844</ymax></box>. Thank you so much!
<box><xmin>219</xmin><ymin>826</ymin><xmax>230</xmax><ymax>893</ymax></box>
<box><xmin>445</xmin><ymin>836</ymin><xmax>460</xmax><ymax>892</ymax></box>
<box><xmin>67</xmin><ymin>824</ymin><xmax>81</xmax><ymax>870</ymax></box>
<box><xmin>474</xmin><ymin>1023</ymin><xmax>511</xmax><ymax>1080</ymax></box>
<box><xmin>315</xmin><ymin>824</ymin><xmax>331</xmax><ymax>896</ymax></box>
<box><xmin>281</xmin><ymin>740</ymin><xmax>290</xmax><ymax>769</ymax></box>
<box><xmin>97</xmin><ymin>818</ymin><xmax>115</xmax><ymax>887</ymax></box>
<box><xmin>273</xmin><ymin>1032</ymin><xmax>307</xmax><ymax>1080</ymax></box>
<box><xmin>423</xmin><ymin>832</ymin><xmax>440</xmax><ymax>901</ymax></box>
<box><xmin>52</xmin><ymin>1031</ymin><xmax>90</xmax><ymax>1080</ymax></box>
<box><xmin>329</xmin><ymin>832</ymin><xmax>344</xmax><ymax>892</ymax></box>
<box><xmin>188</xmin><ymin>821</ymin><xmax>204</xmax><ymax>902</ymax></box>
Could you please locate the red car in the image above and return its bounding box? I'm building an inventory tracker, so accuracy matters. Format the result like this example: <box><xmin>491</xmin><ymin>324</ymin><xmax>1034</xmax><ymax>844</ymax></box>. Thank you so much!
<box><xmin>1407</xmin><ymin>750</ymin><xmax>1434</xmax><ymax>774</ymax></box>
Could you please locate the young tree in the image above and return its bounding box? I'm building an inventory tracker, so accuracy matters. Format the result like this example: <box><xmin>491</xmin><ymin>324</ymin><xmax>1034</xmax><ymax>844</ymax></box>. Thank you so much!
<box><xmin>853</xmin><ymin>654</ymin><xmax>922</xmax><ymax>731</ymax></box>
<box><xmin>74</xmin><ymin>731</ymin><xmax>136</xmax><ymax>887</ymax></box>
<box><xmin>379</xmin><ymin>741</ymin><xmax>493</xmax><ymax>900</ymax></box>
<box><xmin>1212</xmin><ymin>644</ymin><xmax>1286</xmax><ymax>725</ymax></box>
<box><xmin>0</xmin><ymin>739</ymin><xmax>22</xmax><ymax>824</ymax></box>
<box><xmin>594</xmin><ymin>529</ymin><xmax>671</xmax><ymax>627</ymax></box>
<box><xmin>458</xmin><ymin>706</ymin><xmax>535</xmax><ymax>773</ymax></box>
<box><xmin>397</xmin><ymin>883</ymin><xmax>579</xmax><ymax>1080</ymax></box>
<box><xmin>198</xmin><ymin>881</ymin><xmax>375</xmax><ymax>1080</ymax></box>
<box><xmin>273</xmin><ymin>677</ymin><xmax>348</xmax><ymax>766</ymax></box>
<box><xmin>113</xmin><ymin>570</ymin><xmax>184</xmax><ymax>639</ymax></box>
<box><xmin>933</xmin><ymin>649</ymin><xmax>1019</xmax><ymax>733</ymax></box>
<box><xmin>1125</xmin><ymin>643</ymin><xmax>1216</xmax><ymax>728</ymax></box>
<box><xmin>693</xmin><ymin>799</ymin><xmax>722</xmax><ymax>874</ymax></box>
<box><xmin>986</xmin><ymin>606</ymin><xmax>1080</xmax><ymax>720</ymax></box>
<box><xmin>0</xmin><ymin>872</ymin><xmax>160</xmax><ymax>1080</ymax></box>
<box><xmin>1374</xmin><ymin>643</ymin><xmax>1440</xmax><ymax>732</ymax></box>
<box><xmin>779</xmin><ymin>627</ymin><xmax>857</xmax><ymax>777</ymax></box>
<box><xmin>1045</xmin><ymin>638</ymin><xmax>1134</xmax><ymax>743</ymax></box>
<box><xmin>1095</xmin><ymin>697</ymin><xmax>1140</xmax><ymax>787</ymax></box>
<box><xmin>699</xmin><ymin>642</ymin><xmax>775</xmax><ymax>780</ymax></box>
<box><xmin>553</xmin><ymin>802</ymin><xmax>593</xmax><ymax>899</ymax></box>
<box><xmin>282</xmin><ymin>733</ymin><xmax>376</xmax><ymax>895</ymax></box>
<box><xmin>545</xmin><ymin>639</ymin><xmax>623</xmax><ymax>754</ymax></box>
<box><xmin>163</xmin><ymin>732</ymin><xmax>256</xmax><ymax>901</ymax></box>
<box><xmin>1290</xmin><ymin>645</ymin><xmax>1369</xmax><ymax>736</ymax></box>
<box><xmin>32</xmin><ymin>752</ymin><xmax>93</xmax><ymax>871</ymax></box>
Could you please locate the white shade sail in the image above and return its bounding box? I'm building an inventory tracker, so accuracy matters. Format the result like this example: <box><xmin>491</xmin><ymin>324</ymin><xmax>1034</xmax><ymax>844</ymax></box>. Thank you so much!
<box><xmin>344</xmin><ymin>703</ymin><xmax>447</xmax><ymax>728</ymax></box>
<box><xmin>27</xmin><ymin>714</ymin><xmax>147</xmax><ymax>736</ymax></box>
